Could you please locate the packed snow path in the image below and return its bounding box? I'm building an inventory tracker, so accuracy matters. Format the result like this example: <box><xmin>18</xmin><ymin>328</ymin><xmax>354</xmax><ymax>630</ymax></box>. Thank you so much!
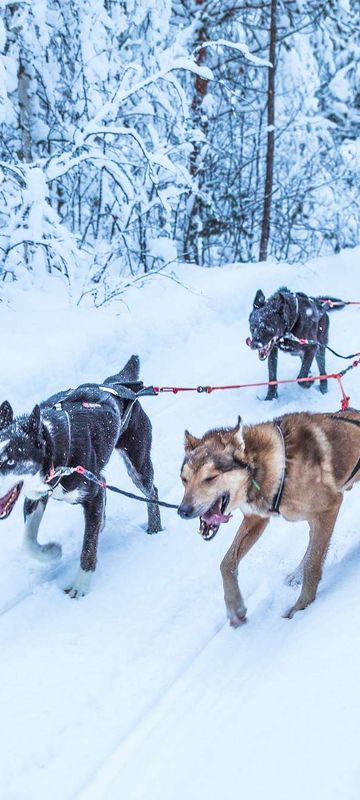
<box><xmin>1</xmin><ymin>250</ymin><xmax>360</xmax><ymax>800</ymax></box>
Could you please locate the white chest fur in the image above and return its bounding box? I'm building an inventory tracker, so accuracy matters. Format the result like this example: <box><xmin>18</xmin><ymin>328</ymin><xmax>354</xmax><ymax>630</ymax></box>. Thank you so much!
<box><xmin>51</xmin><ymin>484</ymin><xmax>86</xmax><ymax>503</ymax></box>
<box><xmin>23</xmin><ymin>472</ymin><xmax>85</xmax><ymax>504</ymax></box>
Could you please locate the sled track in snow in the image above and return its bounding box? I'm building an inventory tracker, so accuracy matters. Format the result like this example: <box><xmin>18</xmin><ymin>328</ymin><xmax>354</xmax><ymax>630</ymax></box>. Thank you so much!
<box><xmin>0</xmin><ymin>555</ymin><xmax>74</xmax><ymax>617</ymax></box>
<box><xmin>75</xmin><ymin>616</ymin><xmax>229</xmax><ymax>800</ymax></box>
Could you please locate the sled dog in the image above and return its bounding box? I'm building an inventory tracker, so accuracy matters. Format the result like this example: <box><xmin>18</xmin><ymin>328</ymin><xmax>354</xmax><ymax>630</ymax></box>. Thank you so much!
<box><xmin>178</xmin><ymin>410</ymin><xmax>360</xmax><ymax>624</ymax></box>
<box><xmin>0</xmin><ymin>356</ymin><xmax>161</xmax><ymax>597</ymax></box>
<box><xmin>247</xmin><ymin>288</ymin><xmax>345</xmax><ymax>400</ymax></box>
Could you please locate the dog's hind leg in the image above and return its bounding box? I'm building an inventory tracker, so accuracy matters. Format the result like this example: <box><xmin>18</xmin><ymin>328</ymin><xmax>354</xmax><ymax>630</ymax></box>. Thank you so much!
<box><xmin>117</xmin><ymin>404</ymin><xmax>162</xmax><ymax>534</ymax></box>
<box><xmin>285</xmin><ymin>500</ymin><xmax>342</xmax><ymax>619</ymax></box>
<box><xmin>297</xmin><ymin>345</ymin><xmax>317</xmax><ymax>389</ymax></box>
<box><xmin>23</xmin><ymin>496</ymin><xmax>62</xmax><ymax>561</ymax></box>
<box><xmin>220</xmin><ymin>514</ymin><xmax>270</xmax><ymax>627</ymax></box>
<box><xmin>66</xmin><ymin>488</ymin><xmax>105</xmax><ymax>599</ymax></box>
<box><xmin>316</xmin><ymin>314</ymin><xmax>329</xmax><ymax>394</ymax></box>
<box><xmin>265</xmin><ymin>348</ymin><xmax>278</xmax><ymax>400</ymax></box>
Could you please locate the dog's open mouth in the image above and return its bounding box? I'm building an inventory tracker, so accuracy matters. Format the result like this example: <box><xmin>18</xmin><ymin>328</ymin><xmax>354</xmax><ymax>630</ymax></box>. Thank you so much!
<box><xmin>246</xmin><ymin>336</ymin><xmax>278</xmax><ymax>361</ymax></box>
<box><xmin>0</xmin><ymin>483</ymin><xmax>23</xmax><ymax>520</ymax></box>
<box><xmin>199</xmin><ymin>492</ymin><xmax>231</xmax><ymax>541</ymax></box>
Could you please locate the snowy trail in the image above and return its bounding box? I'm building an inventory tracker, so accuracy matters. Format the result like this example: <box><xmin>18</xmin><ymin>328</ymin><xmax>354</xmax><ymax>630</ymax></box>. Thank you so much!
<box><xmin>1</xmin><ymin>252</ymin><xmax>360</xmax><ymax>799</ymax></box>
<box><xmin>76</xmin><ymin>537</ymin><xmax>360</xmax><ymax>800</ymax></box>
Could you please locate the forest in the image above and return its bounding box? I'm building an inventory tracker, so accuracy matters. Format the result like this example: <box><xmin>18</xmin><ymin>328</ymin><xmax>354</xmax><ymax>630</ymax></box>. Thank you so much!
<box><xmin>0</xmin><ymin>0</ymin><xmax>359</xmax><ymax>304</ymax></box>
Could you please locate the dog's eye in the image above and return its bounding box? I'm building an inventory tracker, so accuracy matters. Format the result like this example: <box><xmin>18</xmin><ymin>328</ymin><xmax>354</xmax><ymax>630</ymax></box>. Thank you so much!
<box><xmin>6</xmin><ymin>459</ymin><xmax>15</xmax><ymax>467</ymax></box>
<box><xmin>181</xmin><ymin>476</ymin><xmax>188</xmax><ymax>484</ymax></box>
<box><xmin>204</xmin><ymin>475</ymin><xmax>218</xmax><ymax>482</ymax></box>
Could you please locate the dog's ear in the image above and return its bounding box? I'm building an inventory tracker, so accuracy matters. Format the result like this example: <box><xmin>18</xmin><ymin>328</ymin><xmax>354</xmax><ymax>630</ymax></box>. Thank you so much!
<box><xmin>0</xmin><ymin>401</ymin><xmax>13</xmax><ymax>430</ymax></box>
<box><xmin>232</xmin><ymin>415</ymin><xmax>245</xmax><ymax>452</ymax></box>
<box><xmin>24</xmin><ymin>405</ymin><xmax>41</xmax><ymax>437</ymax></box>
<box><xmin>220</xmin><ymin>416</ymin><xmax>245</xmax><ymax>452</ymax></box>
<box><xmin>277</xmin><ymin>290</ymin><xmax>294</xmax><ymax>326</ymax></box>
<box><xmin>184</xmin><ymin>430</ymin><xmax>201</xmax><ymax>453</ymax></box>
<box><xmin>253</xmin><ymin>289</ymin><xmax>265</xmax><ymax>309</ymax></box>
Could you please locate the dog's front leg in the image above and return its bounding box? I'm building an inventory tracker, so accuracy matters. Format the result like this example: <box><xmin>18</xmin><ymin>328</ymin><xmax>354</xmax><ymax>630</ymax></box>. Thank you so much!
<box><xmin>265</xmin><ymin>348</ymin><xmax>278</xmax><ymax>400</ymax></box>
<box><xmin>66</xmin><ymin>489</ymin><xmax>105</xmax><ymax>599</ymax></box>
<box><xmin>297</xmin><ymin>345</ymin><xmax>317</xmax><ymax>389</ymax></box>
<box><xmin>220</xmin><ymin>514</ymin><xmax>270</xmax><ymax>627</ymax></box>
<box><xmin>315</xmin><ymin>345</ymin><xmax>328</xmax><ymax>394</ymax></box>
<box><xmin>285</xmin><ymin>500</ymin><xmax>342</xmax><ymax>619</ymax></box>
<box><xmin>23</xmin><ymin>496</ymin><xmax>62</xmax><ymax>561</ymax></box>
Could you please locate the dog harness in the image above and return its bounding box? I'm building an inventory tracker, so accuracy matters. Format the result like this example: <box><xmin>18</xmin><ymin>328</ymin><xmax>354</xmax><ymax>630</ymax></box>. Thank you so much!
<box><xmin>330</xmin><ymin>414</ymin><xmax>360</xmax><ymax>484</ymax></box>
<box><xmin>42</xmin><ymin>381</ymin><xmax>157</xmax><ymax>491</ymax></box>
<box><xmin>247</xmin><ymin>421</ymin><xmax>287</xmax><ymax>514</ymax></box>
<box><xmin>270</xmin><ymin>422</ymin><xmax>286</xmax><ymax>513</ymax></box>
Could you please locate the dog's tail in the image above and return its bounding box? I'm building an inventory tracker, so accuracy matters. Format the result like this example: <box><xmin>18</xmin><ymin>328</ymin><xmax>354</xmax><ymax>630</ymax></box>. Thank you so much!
<box><xmin>103</xmin><ymin>355</ymin><xmax>140</xmax><ymax>387</ymax></box>
<box><xmin>315</xmin><ymin>296</ymin><xmax>347</xmax><ymax>312</ymax></box>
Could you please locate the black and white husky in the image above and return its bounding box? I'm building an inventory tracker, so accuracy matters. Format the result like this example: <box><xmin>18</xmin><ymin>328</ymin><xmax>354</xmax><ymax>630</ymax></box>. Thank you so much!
<box><xmin>0</xmin><ymin>356</ymin><xmax>161</xmax><ymax>597</ymax></box>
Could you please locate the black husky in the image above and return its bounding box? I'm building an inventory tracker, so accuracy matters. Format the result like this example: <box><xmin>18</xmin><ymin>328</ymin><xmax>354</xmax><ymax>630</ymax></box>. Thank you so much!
<box><xmin>0</xmin><ymin>356</ymin><xmax>161</xmax><ymax>597</ymax></box>
<box><xmin>247</xmin><ymin>288</ymin><xmax>345</xmax><ymax>400</ymax></box>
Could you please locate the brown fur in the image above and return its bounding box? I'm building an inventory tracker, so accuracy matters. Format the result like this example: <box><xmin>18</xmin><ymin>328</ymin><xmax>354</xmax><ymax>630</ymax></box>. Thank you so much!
<box><xmin>179</xmin><ymin>410</ymin><xmax>360</xmax><ymax>624</ymax></box>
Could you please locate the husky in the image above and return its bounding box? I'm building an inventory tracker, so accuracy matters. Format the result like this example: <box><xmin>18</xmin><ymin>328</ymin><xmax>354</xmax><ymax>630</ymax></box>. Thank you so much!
<box><xmin>0</xmin><ymin>356</ymin><xmax>161</xmax><ymax>597</ymax></box>
<box><xmin>247</xmin><ymin>288</ymin><xmax>345</xmax><ymax>400</ymax></box>
<box><xmin>178</xmin><ymin>411</ymin><xmax>360</xmax><ymax>624</ymax></box>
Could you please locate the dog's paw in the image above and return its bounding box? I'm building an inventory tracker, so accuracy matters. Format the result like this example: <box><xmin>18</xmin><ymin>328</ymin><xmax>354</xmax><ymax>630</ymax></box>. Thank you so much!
<box><xmin>42</xmin><ymin>542</ymin><xmax>62</xmax><ymax>560</ymax></box>
<box><xmin>26</xmin><ymin>541</ymin><xmax>62</xmax><ymax>562</ymax></box>
<box><xmin>319</xmin><ymin>381</ymin><xmax>328</xmax><ymax>394</ymax></box>
<box><xmin>297</xmin><ymin>379</ymin><xmax>312</xmax><ymax>389</ymax></box>
<box><xmin>264</xmin><ymin>392</ymin><xmax>278</xmax><ymax>401</ymax></box>
<box><xmin>65</xmin><ymin>567</ymin><xmax>92</xmax><ymax>599</ymax></box>
<box><xmin>227</xmin><ymin>607</ymin><xmax>247</xmax><ymax>628</ymax></box>
<box><xmin>283</xmin><ymin>600</ymin><xmax>307</xmax><ymax>619</ymax></box>
<box><xmin>285</xmin><ymin>570</ymin><xmax>302</xmax><ymax>588</ymax></box>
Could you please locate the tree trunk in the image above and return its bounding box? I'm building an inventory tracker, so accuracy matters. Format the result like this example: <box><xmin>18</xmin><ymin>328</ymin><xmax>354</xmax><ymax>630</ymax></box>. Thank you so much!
<box><xmin>183</xmin><ymin>0</ymin><xmax>209</xmax><ymax>264</ymax></box>
<box><xmin>18</xmin><ymin>56</ymin><xmax>33</xmax><ymax>163</ymax></box>
<box><xmin>259</xmin><ymin>0</ymin><xmax>277</xmax><ymax>262</ymax></box>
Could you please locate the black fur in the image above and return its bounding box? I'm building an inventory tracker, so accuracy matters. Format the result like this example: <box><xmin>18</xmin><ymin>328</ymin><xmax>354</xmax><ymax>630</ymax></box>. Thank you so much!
<box><xmin>248</xmin><ymin>288</ymin><xmax>345</xmax><ymax>400</ymax></box>
<box><xmin>0</xmin><ymin>355</ymin><xmax>161</xmax><ymax>597</ymax></box>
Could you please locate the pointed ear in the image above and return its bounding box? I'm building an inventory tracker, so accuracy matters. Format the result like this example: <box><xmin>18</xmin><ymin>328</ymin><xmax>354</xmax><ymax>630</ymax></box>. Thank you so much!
<box><xmin>232</xmin><ymin>415</ymin><xmax>245</xmax><ymax>453</ymax></box>
<box><xmin>253</xmin><ymin>289</ymin><xmax>265</xmax><ymax>309</ymax></box>
<box><xmin>24</xmin><ymin>405</ymin><xmax>41</xmax><ymax>436</ymax></box>
<box><xmin>220</xmin><ymin>416</ymin><xmax>245</xmax><ymax>452</ymax></box>
<box><xmin>0</xmin><ymin>401</ymin><xmax>13</xmax><ymax>430</ymax></box>
<box><xmin>184</xmin><ymin>430</ymin><xmax>201</xmax><ymax>453</ymax></box>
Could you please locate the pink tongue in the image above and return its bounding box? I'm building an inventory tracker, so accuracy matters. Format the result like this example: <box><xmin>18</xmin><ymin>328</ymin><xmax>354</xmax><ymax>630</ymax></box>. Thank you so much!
<box><xmin>202</xmin><ymin>511</ymin><xmax>231</xmax><ymax>525</ymax></box>
<box><xmin>0</xmin><ymin>487</ymin><xmax>14</xmax><ymax>513</ymax></box>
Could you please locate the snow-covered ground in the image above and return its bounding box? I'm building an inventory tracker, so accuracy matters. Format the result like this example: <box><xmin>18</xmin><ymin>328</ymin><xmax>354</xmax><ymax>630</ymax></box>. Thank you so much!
<box><xmin>1</xmin><ymin>249</ymin><xmax>360</xmax><ymax>800</ymax></box>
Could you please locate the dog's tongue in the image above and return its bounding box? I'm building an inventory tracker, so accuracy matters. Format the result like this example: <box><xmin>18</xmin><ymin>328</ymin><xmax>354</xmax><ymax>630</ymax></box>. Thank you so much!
<box><xmin>202</xmin><ymin>511</ymin><xmax>231</xmax><ymax>525</ymax></box>
<box><xmin>0</xmin><ymin>486</ymin><xmax>15</xmax><ymax>513</ymax></box>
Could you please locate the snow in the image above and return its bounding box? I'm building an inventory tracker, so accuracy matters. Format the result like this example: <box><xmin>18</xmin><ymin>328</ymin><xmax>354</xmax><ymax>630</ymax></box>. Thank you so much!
<box><xmin>1</xmin><ymin>248</ymin><xmax>360</xmax><ymax>799</ymax></box>
<box><xmin>200</xmin><ymin>39</ymin><xmax>272</xmax><ymax>68</ymax></box>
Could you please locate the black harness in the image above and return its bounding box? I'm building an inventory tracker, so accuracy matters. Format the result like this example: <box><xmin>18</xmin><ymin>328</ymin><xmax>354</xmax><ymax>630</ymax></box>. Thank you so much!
<box><xmin>264</xmin><ymin>414</ymin><xmax>360</xmax><ymax>512</ymax></box>
<box><xmin>246</xmin><ymin>421</ymin><xmax>286</xmax><ymax>515</ymax></box>
<box><xmin>42</xmin><ymin>381</ymin><xmax>157</xmax><ymax>493</ymax></box>
<box><xmin>270</xmin><ymin>422</ymin><xmax>286</xmax><ymax>514</ymax></box>
<box><xmin>330</xmin><ymin>414</ymin><xmax>360</xmax><ymax>484</ymax></box>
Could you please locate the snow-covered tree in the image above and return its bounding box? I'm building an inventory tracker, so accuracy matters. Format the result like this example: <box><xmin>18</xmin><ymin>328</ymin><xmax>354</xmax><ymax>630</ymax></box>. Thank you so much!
<box><xmin>0</xmin><ymin>0</ymin><xmax>211</xmax><ymax>297</ymax></box>
<box><xmin>0</xmin><ymin>0</ymin><xmax>359</xmax><ymax>295</ymax></box>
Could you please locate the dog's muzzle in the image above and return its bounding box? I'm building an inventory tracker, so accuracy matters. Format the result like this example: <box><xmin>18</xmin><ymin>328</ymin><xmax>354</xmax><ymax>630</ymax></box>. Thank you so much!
<box><xmin>246</xmin><ymin>336</ymin><xmax>277</xmax><ymax>361</ymax></box>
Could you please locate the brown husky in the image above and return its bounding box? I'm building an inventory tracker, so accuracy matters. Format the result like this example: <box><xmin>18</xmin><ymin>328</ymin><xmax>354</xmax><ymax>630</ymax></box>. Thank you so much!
<box><xmin>178</xmin><ymin>409</ymin><xmax>360</xmax><ymax>624</ymax></box>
